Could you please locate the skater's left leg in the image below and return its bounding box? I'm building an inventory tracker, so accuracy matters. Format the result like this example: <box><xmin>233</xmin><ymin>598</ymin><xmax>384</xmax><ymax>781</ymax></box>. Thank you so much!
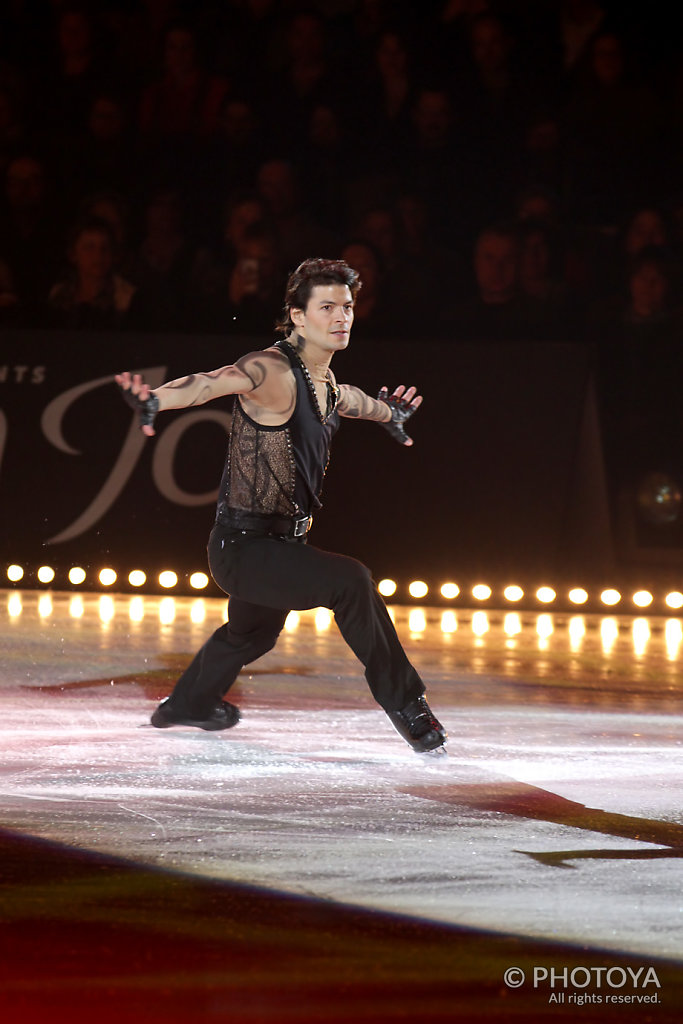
<box><xmin>227</xmin><ymin>538</ymin><xmax>446</xmax><ymax>750</ymax></box>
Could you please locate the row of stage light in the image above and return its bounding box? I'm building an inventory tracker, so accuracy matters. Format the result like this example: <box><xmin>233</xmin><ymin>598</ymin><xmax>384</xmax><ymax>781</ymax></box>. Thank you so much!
<box><xmin>5</xmin><ymin>563</ymin><xmax>683</xmax><ymax>613</ymax></box>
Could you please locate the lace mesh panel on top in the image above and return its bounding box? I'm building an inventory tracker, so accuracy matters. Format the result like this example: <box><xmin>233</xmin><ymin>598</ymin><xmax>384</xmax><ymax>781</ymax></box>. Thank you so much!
<box><xmin>224</xmin><ymin>400</ymin><xmax>297</xmax><ymax>516</ymax></box>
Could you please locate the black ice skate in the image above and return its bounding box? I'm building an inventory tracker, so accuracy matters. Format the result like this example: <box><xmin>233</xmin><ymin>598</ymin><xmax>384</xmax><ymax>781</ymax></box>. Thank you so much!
<box><xmin>387</xmin><ymin>695</ymin><xmax>447</xmax><ymax>753</ymax></box>
<box><xmin>151</xmin><ymin>698</ymin><xmax>240</xmax><ymax>731</ymax></box>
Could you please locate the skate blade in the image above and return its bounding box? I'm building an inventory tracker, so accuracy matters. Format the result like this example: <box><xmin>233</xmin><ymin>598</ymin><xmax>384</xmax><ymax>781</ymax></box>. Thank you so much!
<box><xmin>418</xmin><ymin>744</ymin><xmax>448</xmax><ymax>758</ymax></box>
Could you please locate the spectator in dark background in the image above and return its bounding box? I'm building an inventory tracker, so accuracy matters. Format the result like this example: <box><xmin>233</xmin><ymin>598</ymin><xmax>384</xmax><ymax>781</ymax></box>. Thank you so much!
<box><xmin>595</xmin><ymin>204</ymin><xmax>673</xmax><ymax>300</ymax></box>
<box><xmin>78</xmin><ymin>188</ymin><xmax>135</xmax><ymax>282</ymax></box>
<box><xmin>58</xmin><ymin>91</ymin><xmax>136</xmax><ymax>205</ymax></box>
<box><xmin>590</xmin><ymin>245</ymin><xmax>681</xmax><ymax>349</ymax></box>
<box><xmin>0</xmin><ymin>152</ymin><xmax>64</xmax><ymax>314</ymax></box>
<box><xmin>35</xmin><ymin>4</ymin><xmax>116</xmax><ymax>145</ymax></box>
<box><xmin>47</xmin><ymin>215</ymin><xmax>138</xmax><ymax>330</ymax></box>
<box><xmin>452</xmin><ymin>11</ymin><xmax>538</xmax><ymax>226</ymax></box>
<box><xmin>558</xmin><ymin>0</ymin><xmax>607</xmax><ymax>75</ymax></box>
<box><xmin>359</xmin><ymin>27</ymin><xmax>417</xmax><ymax>172</ymax></box>
<box><xmin>297</xmin><ymin>101</ymin><xmax>355</xmax><ymax>236</ymax></box>
<box><xmin>518</xmin><ymin>108</ymin><xmax>565</xmax><ymax>197</ymax></box>
<box><xmin>203</xmin><ymin>94</ymin><xmax>265</xmax><ymax>190</ymax></box>
<box><xmin>593</xmin><ymin>245</ymin><xmax>683</xmax><ymax>500</ymax></box>
<box><xmin>190</xmin><ymin>189</ymin><xmax>269</xmax><ymax>300</ymax></box>
<box><xmin>260</xmin><ymin>10</ymin><xmax>341</xmax><ymax>158</ymax></box>
<box><xmin>516</xmin><ymin>217</ymin><xmax>581</xmax><ymax>340</ymax></box>
<box><xmin>138</xmin><ymin>18</ymin><xmax>229</xmax><ymax>190</ymax></box>
<box><xmin>450</xmin><ymin>221</ymin><xmax>541</xmax><ymax>341</ymax></box>
<box><xmin>339</xmin><ymin>239</ymin><xmax>396</xmax><ymax>338</ymax></box>
<box><xmin>139</xmin><ymin>19</ymin><xmax>229</xmax><ymax>144</ymax></box>
<box><xmin>256</xmin><ymin>157</ymin><xmax>335</xmax><ymax>268</ymax></box>
<box><xmin>400</xmin><ymin>84</ymin><xmax>470</xmax><ymax>249</ymax></box>
<box><xmin>190</xmin><ymin>220</ymin><xmax>283</xmax><ymax>335</ymax></box>
<box><xmin>562</xmin><ymin>29</ymin><xmax>665</xmax><ymax>222</ymax></box>
<box><xmin>621</xmin><ymin>206</ymin><xmax>671</xmax><ymax>259</ymax></box>
<box><xmin>129</xmin><ymin>185</ymin><xmax>199</xmax><ymax>330</ymax></box>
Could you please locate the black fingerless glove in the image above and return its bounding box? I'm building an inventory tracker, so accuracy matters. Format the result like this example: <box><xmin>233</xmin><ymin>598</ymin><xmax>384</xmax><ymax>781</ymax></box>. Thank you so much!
<box><xmin>377</xmin><ymin>387</ymin><xmax>416</xmax><ymax>445</ymax></box>
<box><xmin>118</xmin><ymin>381</ymin><xmax>159</xmax><ymax>430</ymax></box>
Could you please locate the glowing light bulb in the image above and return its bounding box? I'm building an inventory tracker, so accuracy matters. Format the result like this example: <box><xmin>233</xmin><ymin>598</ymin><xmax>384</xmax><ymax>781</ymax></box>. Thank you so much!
<box><xmin>504</xmin><ymin>585</ymin><xmax>524</xmax><ymax>602</ymax></box>
<box><xmin>408</xmin><ymin>580</ymin><xmax>428</xmax><ymax>599</ymax></box>
<box><xmin>440</xmin><ymin>582</ymin><xmax>459</xmax><ymax>599</ymax></box>
<box><xmin>68</xmin><ymin>567</ymin><xmax>86</xmax><ymax>586</ymax></box>
<box><xmin>190</xmin><ymin>572</ymin><xmax>209</xmax><ymax>590</ymax></box>
<box><xmin>472</xmin><ymin>584</ymin><xmax>492</xmax><ymax>601</ymax></box>
<box><xmin>37</xmin><ymin>566</ymin><xmax>55</xmax><ymax>584</ymax></box>
<box><xmin>666</xmin><ymin>591</ymin><xmax>683</xmax><ymax>610</ymax></box>
<box><xmin>600</xmin><ymin>588</ymin><xmax>621</xmax><ymax>607</ymax></box>
<box><xmin>7</xmin><ymin>565</ymin><xmax>23</xmax><ymax>583</ymax></box>
<box><xmin>128</xmin><ymin>570</ymin><xmax>146</xmax><ymax>587</ymax></box>
<box><xmin>536</xmin><ymin>586</ymin><xmax>556</xmax><ymax>604</ymax></box>
<box><xmin>378</xmin><ymin>578</ymin><xmax>397</xmax><ymax>597</ymax></box>
<box><xmin>99</xmin><ymin>568</ymin><xmax>117</xmax><ymax>587</ymax></box>
<box><xmin>568</xmin><ymin>588</ymin><xmax>588</xmax><ymax>605</ymax></box>
<box><xmin>632</xmin><ymin>590</ymin><xmax>653</xmax><ymax>608</ymax></box>
<box><xmin>159</xmin><ymin>571</ymin><xmax>178</xmax><ymax>589</ymax></box>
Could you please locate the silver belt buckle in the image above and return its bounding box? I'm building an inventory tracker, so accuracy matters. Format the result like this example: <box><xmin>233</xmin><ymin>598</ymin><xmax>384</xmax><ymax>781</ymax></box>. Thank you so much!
<box><xmin>293</xmin><ymin>515</ymin><xmax>311</xmax><ymax>537</ymax></box>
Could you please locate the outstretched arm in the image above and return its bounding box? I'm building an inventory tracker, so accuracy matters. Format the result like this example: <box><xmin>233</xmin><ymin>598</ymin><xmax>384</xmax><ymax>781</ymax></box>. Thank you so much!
<box><xmin>115</xmin><ymin>349</ymin><xmax>289</xmax><ymax>436</ymax></box>
<box><xmin>337</xmin><ymin>384</ymin><xmax>422</xmax><ymax>446</ymax></box>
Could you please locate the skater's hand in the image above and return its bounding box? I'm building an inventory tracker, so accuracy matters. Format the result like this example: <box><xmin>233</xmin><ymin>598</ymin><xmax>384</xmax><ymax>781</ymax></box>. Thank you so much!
<box><xmin>377</xmin><ymin>385</ymin><xmax>422</xmax><ymax>446</ymax></box>
<box><xmin>115</xmin><ymin>371</ymin><xmax>159</xmax><ymax>436</ymax></box>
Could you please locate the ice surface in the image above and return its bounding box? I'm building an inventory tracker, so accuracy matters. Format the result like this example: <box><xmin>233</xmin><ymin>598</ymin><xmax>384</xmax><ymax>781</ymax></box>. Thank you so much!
<box><xmin>2</xmin><ymin>590</ymin><xmax>682</xmax><ymax>961</ymax></box>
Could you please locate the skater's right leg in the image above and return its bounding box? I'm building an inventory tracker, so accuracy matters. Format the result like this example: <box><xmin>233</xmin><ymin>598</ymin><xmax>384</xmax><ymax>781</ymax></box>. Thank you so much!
<box><xmin>152</xmin><ymin>598</ymin><xmax>288</xmax><ymax>728</ymax></box>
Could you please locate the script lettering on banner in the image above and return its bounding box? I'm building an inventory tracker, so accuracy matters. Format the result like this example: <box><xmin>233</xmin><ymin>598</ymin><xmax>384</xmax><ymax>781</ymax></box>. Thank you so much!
<box><xmin>40</xmin><ymin>367</ymin><xmax>232</xmax><ymax>544</ymax></box>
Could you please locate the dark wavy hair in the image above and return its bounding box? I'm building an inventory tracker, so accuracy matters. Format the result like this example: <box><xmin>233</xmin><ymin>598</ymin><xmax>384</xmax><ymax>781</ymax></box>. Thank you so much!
<box><xmin>276</xmin><ymin>257</ymin><xmax>361</xmax><ymax>335</ymax></box>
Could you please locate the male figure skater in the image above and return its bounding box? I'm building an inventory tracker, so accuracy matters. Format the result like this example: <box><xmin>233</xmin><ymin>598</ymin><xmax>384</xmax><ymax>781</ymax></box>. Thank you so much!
<box><xmin>116</xmin><ymin>257</ymin><xmax>446</xmax><ymax>753</ymax></box>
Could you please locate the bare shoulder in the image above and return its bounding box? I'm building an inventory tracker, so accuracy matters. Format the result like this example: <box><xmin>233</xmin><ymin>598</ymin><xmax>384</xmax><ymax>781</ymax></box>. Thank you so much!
<box><xmin>236</xmin><ymin>345</ymin><xmax>296</xmax><ymax>414</ymax></box>
<box><xmin>234</xmin><ymin>346</ymin><xmax>292</xmax><ymax>390</ymax></box>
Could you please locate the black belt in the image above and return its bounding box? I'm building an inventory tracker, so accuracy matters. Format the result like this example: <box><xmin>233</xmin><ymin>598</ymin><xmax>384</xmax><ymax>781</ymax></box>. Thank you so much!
<box><xmin>217</xmin><ymin>507</ymin><xmax>313</xmax><ymax>539</ymax></box>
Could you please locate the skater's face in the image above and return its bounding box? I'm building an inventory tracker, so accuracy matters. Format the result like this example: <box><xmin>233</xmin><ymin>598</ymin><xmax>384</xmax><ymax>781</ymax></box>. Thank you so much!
<box><xmin>291</xmin><ymin>284</ymin><xmax>355</xmax><ymax>352</ymax></box>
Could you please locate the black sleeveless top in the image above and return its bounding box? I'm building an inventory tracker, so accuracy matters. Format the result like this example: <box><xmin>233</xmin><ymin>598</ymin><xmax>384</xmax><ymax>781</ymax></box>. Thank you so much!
<box><xmin>216</xmin><ymin>338</ymin><xmax>341</xmax><ymax>519</ymax></box>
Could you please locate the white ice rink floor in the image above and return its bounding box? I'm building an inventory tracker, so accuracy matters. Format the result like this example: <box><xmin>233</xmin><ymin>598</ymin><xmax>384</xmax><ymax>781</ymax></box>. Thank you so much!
<box><xmin>2</xmin><ymin>588</ymin><xmax>682</xmax><ymax>977</ymax></box>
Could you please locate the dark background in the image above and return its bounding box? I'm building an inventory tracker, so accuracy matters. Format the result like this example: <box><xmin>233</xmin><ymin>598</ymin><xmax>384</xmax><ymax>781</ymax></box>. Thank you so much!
<box><xmin>3</xmin><ymin>1</ymin><xmax>683</xmax><ymax>586</ymax></box>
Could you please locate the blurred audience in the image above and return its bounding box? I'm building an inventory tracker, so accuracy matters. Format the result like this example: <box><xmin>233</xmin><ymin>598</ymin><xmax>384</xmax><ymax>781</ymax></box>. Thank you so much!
<box><xmin>46</xmin><ymin>216</ymin><xmax>138</xmax><ymax>330</ymax></box>
<box><xmin>0</xmin><ymin>152</ymin><xmax>64</xmax><ymax>311</ymax></box>
<box><xmin>0</xmin><ymin>0</ymin><xmax>679</xmax><ymax>360</ymax></box>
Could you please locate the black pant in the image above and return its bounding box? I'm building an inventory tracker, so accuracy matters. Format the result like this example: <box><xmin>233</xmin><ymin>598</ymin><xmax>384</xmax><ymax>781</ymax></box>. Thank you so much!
<box><xmin>165</xmin><ymin>524</ymin><xmax>425</xmax><ymax>718</ymax></box>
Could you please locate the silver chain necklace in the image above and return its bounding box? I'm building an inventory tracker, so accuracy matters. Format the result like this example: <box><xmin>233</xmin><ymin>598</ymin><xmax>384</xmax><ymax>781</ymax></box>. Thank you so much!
<box><xmin>278</xmin><ymin>340</ymin><xmax>340</xmax><ymax>422</ymax></box>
